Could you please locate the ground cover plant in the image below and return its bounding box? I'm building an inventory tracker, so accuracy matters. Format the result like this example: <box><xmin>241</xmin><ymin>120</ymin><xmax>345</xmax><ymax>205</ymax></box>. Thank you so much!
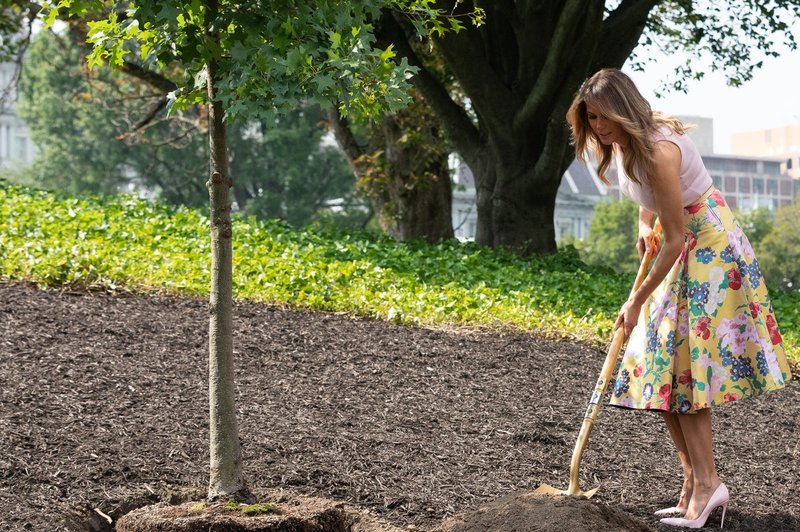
<box><xmin>1</xmin><ymin>179</ymin><xmax>797</xmax><ymax>361</ymax></box>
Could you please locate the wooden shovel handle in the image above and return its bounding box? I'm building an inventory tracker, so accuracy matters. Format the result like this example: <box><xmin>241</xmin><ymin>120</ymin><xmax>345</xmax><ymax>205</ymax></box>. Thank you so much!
<box><xmin>564</xmin><ymin>219</ymin><xmax>661</xmax><ymax>496</ymax></box>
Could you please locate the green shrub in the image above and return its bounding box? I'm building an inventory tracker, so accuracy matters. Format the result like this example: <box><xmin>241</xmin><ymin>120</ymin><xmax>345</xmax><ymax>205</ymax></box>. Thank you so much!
<box><xmin>0</xmin><ymin>179</ymin><xmax>796</xmax><ymax>362</ymax></box>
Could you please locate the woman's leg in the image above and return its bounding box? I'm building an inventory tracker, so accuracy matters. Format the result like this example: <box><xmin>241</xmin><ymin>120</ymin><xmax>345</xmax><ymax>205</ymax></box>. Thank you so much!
<box><xmin>676</xmin><ymin>408</ymin><xmax>722</xmax><ymax>520</ymax></box>
<box><xmin>661</xmin><ymin>412</ymin><xmax>694</xmax><ymax>509</ymax></box>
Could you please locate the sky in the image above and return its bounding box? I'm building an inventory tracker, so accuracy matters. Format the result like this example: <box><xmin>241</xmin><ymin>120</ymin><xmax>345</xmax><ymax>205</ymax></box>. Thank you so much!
<box><xmin>622</xmin><ymin>23</ymin><xmax>800</xmax><ymax>155</ymax></box>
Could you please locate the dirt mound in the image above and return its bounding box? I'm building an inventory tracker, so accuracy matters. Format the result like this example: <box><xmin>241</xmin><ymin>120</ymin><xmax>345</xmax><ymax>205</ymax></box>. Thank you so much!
<box><xmin>434</xmin><ymin>491</ymin><xmax>654</xmax><ymax>532</ymax></box>
<box><xmin>116</xmin><ymin>490</ymin><xmax>404</xmax><ymax>532</ymax></box>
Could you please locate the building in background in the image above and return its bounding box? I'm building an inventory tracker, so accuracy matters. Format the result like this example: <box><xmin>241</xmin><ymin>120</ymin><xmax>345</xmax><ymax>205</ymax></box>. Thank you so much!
<box><xmin>0</xmin><ymin>62</ymin><xmax>36</xmax><ymax>169</ymax></box>
<box><xmin>679</xmin><ymin>115</ymin><xmax>714</xmax><ymax>156</ymax></box>
<box><xmin>553</xmin><ymin>160</ymin><xmax>610</xmax><ymax>241</ymax></box>
<box><xmin>731</xmin><ymin>125</ymin><xmax>800</xmax><ymax>179</ymax></box>
<box><xmin>704</xmin><ymin>155</ymin><xmax>793</xmax><ymax>211</ymax></box>
<box><xmin>452</xmin><ymin>115</ymin><xmax>796</xmax><ymax>243</ymax></box>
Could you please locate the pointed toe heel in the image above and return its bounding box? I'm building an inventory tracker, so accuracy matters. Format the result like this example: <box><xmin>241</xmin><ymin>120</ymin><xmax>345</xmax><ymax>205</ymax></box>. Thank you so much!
<box><xmin>654</xmin><ymin>506</ymin><xmax>687</xmax><ymax>517</ymax></box>
<box><xmin>659</xmin><ymin>483</ymin><xmax>729</xmax><ymax>529</ymax></box>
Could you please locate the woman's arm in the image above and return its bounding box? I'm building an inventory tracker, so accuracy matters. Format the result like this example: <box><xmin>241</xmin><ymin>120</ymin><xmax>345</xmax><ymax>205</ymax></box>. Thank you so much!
<box><xmin>615</xmin><ymin>140</ymin><xmax>684</xmax><ymax>338</ymax></box>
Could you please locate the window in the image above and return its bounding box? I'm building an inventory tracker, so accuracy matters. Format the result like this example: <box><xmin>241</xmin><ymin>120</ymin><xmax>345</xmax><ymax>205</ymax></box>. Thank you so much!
<box><xmin>780</xmin><ymin>180</ymin><xmax>792</xmax><ymax>196</ymax></box>
<box><xmin>712</xmin><ymin>175</ymin><xmax>722</xmax><ymax>188</ymax></box>
<box><xmin>724</xmin><ymin>176</ymin><xmax>737</xmax><ymax>192</ymax></box>
<box><xmin>738</xmin><ymin>177</ymin><xmax>750</xmax><ymax>193</ymax></box>
<box><xmin>12</xmin><ymin>135</ymin><xmax>26</xmax><ymax>160</ymax></box>
<box><xmin>767</xmin><ymin>179</ymin><xmax>778</xmax><ymax>195</ymax></box>
<box><xmin>739</xmin><ymin>197</ymin><xmax>753</xmax><ymax>211</ymax></box>
<box><xmin>752</xmin><ymin>178</ymin><xmax>764</xmax><ymax>194</ymax></box>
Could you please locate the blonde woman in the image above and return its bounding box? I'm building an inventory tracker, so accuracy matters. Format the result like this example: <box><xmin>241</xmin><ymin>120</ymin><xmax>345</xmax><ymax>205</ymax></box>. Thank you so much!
<box><xmin>566</xmin><ymin>68</ymin><xmax>792</xmax><ymax>529</ymax></box>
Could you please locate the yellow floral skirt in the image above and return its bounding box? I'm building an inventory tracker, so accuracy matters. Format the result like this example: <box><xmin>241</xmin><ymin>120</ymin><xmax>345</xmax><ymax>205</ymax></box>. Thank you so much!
<box><xmin>609</xmin><ymin>188</ymin><xmax>792</xmax><ymax>414</ymax></box>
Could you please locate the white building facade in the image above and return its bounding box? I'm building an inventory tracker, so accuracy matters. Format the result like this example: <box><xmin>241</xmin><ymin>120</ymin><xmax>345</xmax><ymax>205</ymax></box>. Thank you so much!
<box><xmin>0</xmin><ymin>61</ymin><xmax>36</xmax><ymax>169</ymax></box>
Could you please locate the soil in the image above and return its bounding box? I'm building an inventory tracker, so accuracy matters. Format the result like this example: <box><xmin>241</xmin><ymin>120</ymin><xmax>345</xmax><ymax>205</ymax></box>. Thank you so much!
<box><xmin>1</xmin><ymin>281</ymin><xmax>798</xmax><ymax>532</ymax></box>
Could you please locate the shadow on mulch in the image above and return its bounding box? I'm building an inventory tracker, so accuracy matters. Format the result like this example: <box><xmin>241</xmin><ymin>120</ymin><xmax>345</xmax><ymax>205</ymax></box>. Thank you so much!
<box><xmin>0</xmin><ymin>281</ymin><xmax>798</xmax><ymax>531</ymax></box>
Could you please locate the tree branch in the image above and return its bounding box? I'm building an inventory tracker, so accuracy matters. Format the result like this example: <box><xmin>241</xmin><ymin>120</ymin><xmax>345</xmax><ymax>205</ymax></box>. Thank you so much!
<box><xmin>119</xmin><ymin>60</ymin><xmax>178</xmax><ymax>93</ymax></box>
<box><xmin>428</xmin><ymin>2</ymin><xmax>516</xmax><ymax>138</ymax></box>
<box><xmin>595</xmin><ymin>0</ymin><xmax>660</xmax><ymax>68</ymax></box>
<box><xmin>326</xmin><ymin>107</ymin><xmax>364</xmax><ymax>164</ymax></box>
<box><xmin>515</xmin><ymin>0</ymin><xmax>585</xmax><ymax>131</ymax></box>
<box><xmin>132</xmin><ymin>95</ymin><xmax>169</xmax><ymax>131</ymax></box>
<box><xmin>533</xmin><ymin>1</ymin><xmax>604</xmax><ymax>179</ymax></box>
<box><xmin>475</xmin><ymin>2</ymin><xmax>518</xmax><ymax>90</ymax></box>
<box><xmin>376</xmin><ymin>10</ymin><xmax>481</xmax><ymax>158</ymax></box>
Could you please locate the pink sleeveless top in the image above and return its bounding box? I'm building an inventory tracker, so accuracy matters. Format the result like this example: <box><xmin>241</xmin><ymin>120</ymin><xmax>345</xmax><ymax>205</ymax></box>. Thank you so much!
<box><xmin>616</xmin><ymin>127</ymin><xmax>712</xmax><ymax>212</ymax></box>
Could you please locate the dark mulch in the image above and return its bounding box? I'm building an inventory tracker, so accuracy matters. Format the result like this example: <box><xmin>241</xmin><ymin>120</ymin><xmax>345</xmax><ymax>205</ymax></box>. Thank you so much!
<box><xmin>1</xmin><ymin>281</ymin><xmax>798</xmax><ymax>532</ymax></box>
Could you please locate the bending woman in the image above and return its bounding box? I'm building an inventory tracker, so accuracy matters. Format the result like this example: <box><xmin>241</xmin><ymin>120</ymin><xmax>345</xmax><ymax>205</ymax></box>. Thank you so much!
<box><xmin>566</xmin><ymin>68</ymin><xmax>792</xmax><ymax>529</ymax></box>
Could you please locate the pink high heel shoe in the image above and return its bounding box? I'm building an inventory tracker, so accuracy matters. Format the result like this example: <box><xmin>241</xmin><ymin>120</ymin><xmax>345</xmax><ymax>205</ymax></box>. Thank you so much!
<box><xmin>653</xmin><ymin>506</ymin><xmax>687</xmax><ymax>517</ymax></box>
<box><xmin>660</xmin><ymin>483</ymin><xmax>729</xmax><ymax>529</ymax></box>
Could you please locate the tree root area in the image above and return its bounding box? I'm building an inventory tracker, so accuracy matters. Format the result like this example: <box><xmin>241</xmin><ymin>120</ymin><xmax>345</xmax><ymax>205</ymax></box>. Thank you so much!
<box><xmin>1</xmin><ymin>281</ymin><xmax>798</xmax><ymax>531</ymax></box>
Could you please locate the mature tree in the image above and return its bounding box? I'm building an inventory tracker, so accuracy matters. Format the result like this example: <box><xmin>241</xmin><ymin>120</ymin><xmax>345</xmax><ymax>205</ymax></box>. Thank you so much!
<box><xmin>17</xmin><ymin>29</ymin><xmax>360</xmax><ymax>225</ymax></box>
<box><xmin>16</xmin><ymin>28</ymin><xmax>208</xmax><ymax>202</ymax></box>
<box><xmin>376</xmin><ymin>0</ymin><xmax>800</xmax><ymax>255</ymax></box>
<box><xmin>580</xmin><ymin>197</ymin><xmax>640</xmax><ymax>274</ymax></box>
<box><xmin>328</xmin><ymin>88</ymin><xmax>454</xmax><ymax>242</ymax></box>
<box><xmin>31</xmin><ymin>0</ymin><xmax>460</xmax><ymax>505</ymax></box>
<box><xmin>758</xmin><ymin>201</ymin><xmax>800</xmax><ymax>291</ymax></box>
<box><xmin>735</xmin><ymin>206</ymin><xmax>774</xmax><ymax>251</ymax></box>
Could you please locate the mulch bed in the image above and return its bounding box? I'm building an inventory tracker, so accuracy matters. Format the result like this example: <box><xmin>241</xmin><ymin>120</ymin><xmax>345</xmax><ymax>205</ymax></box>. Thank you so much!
<box><xmin>1</xmin><ymin>281</ymin><xmax>798</xmax><ymax>531</ymax></box>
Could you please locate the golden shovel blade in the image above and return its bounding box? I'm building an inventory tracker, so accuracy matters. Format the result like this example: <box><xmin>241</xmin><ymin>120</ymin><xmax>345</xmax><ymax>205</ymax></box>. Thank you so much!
<box><xmin>532</xmin><ymin>483</ymin><xmax>598</xmax><ymax>499</ymax></box>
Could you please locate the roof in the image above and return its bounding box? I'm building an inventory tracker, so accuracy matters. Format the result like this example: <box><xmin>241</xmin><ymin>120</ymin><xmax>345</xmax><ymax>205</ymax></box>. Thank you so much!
<box><xmin>558</xmin><ymin>159</ymin><xmax>608</xmax><ymax>198</ymax></box>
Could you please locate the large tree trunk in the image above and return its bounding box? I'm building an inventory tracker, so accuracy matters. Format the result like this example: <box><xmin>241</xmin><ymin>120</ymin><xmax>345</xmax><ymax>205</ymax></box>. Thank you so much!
<box><xmin>328</xmin><ymin>92</ymin><xmax>454</xmax><ymax>243</ymax></box>
<box><xmin>371</xmin><ymin>112</ymin><xmax>453</xmax><ymax>241</ymax></box>
<box><xmin>470</xmin><ymin>148</ymin><xmax>565</xmax><ymax>254</ymax></box>
<box><xmin>205</xmin><ymin>0</ymin><xmax>252</xmax><ymax>504</ymax></box>
<box><xmin>378</xmin><ymin>1</ymin><xmax>658</xmax><ymax>255</ymax></box>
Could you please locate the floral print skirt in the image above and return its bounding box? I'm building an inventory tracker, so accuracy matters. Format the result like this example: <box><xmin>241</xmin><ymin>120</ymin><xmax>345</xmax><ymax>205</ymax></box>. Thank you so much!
<box><xmin>609</xmin><ymin>187</ymin><xmax>792</xmax><ymax>414</ymax></box>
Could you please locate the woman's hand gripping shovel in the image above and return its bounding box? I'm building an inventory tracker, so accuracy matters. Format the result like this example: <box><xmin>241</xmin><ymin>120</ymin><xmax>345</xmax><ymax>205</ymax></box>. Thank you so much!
<box><xmin>534</xmin><ymin>220</ymin><xmax>662</xmax><ymax>498</ymax></box>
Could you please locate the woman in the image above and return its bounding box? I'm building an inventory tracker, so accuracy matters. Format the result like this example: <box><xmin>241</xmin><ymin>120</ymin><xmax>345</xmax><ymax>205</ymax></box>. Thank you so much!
<box><xmin>566</xmin><ymin>68</ymin><xmax>792</xmax><ymax>529</ymax></box>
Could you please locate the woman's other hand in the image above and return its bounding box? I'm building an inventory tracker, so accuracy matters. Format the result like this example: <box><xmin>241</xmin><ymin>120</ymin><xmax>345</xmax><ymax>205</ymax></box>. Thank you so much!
<box><xmin>636</xmin><ymin>222</ymin><xmax>660</xmax><ymax>260</ymax></box>
<box><xmin>614</xmin><ymin>298</ymin><xmax>643</xmax><ymax>340</ymax></box>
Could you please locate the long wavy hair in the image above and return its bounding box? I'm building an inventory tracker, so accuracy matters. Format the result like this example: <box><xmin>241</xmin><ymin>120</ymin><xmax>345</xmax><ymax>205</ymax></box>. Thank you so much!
<box><xmin>566</xmin><ymin>68</ymin><xmax>688</xmax><ymax>185</ymax></box>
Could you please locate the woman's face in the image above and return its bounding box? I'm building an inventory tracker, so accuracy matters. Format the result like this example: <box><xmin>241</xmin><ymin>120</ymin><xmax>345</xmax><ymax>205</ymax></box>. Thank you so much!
<box><xmin>585</xmin><ymin>102</ymin><xmax>629</xmax><ymax>148</ymax></box>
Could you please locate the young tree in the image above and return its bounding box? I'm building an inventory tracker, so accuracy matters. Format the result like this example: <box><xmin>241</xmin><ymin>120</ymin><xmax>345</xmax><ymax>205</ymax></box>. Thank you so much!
<box><xmin>17</xmin><ymin>29</ymin><xmax>361</xmax><ymax>224</ymax></box>
<box><xmin>377</xmin><ymin>1</ymin><xmax>800</xmax><ymax>255</ymax></box>
<box><xmin>34</xmin><ymin>0</ymin><xmax>464</xmax><ymax>504</ymax></box>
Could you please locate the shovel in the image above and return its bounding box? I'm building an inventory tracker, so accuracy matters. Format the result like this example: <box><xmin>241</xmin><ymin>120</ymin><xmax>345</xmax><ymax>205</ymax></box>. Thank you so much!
<box><xmin>534</xmin><ymin>221</ymin><xmax>661</xmax><ymax>498</ymax></box>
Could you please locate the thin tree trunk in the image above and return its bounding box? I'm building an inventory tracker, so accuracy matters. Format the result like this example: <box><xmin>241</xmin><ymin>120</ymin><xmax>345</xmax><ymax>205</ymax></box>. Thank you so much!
<box><xmin>205</xmin><ymin>0</ymin><xmax>252</xmax><ymax>503</ymax></box>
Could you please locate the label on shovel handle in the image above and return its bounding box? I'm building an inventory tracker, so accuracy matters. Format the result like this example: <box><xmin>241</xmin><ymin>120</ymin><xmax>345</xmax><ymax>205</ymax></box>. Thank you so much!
<box><xmin>591</xmin><ymin>377</ymin><xmax>605</xmax><ymax>401</ymax></box>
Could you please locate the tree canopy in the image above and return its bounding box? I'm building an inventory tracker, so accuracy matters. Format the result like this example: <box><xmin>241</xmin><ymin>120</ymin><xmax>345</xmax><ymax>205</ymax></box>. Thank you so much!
<box><xmin>375</xmin><ymin>0</ymin><xmax>800</xmax><ymax>254</ymax></box>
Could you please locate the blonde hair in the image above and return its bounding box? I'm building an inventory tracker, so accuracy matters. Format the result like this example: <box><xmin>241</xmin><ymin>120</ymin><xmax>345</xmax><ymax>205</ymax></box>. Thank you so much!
<box><xmin>566</xmin><ymin>68</ymin><xmax>688</xmax><ymax>185</ymax></box>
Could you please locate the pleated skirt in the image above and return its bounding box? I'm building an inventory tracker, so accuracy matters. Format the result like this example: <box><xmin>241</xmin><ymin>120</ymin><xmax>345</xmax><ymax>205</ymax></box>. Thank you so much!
<box><xmin>609</xmin><ymin>187</ymin><xmax>792</xmax><ymax>413</ymax></box>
